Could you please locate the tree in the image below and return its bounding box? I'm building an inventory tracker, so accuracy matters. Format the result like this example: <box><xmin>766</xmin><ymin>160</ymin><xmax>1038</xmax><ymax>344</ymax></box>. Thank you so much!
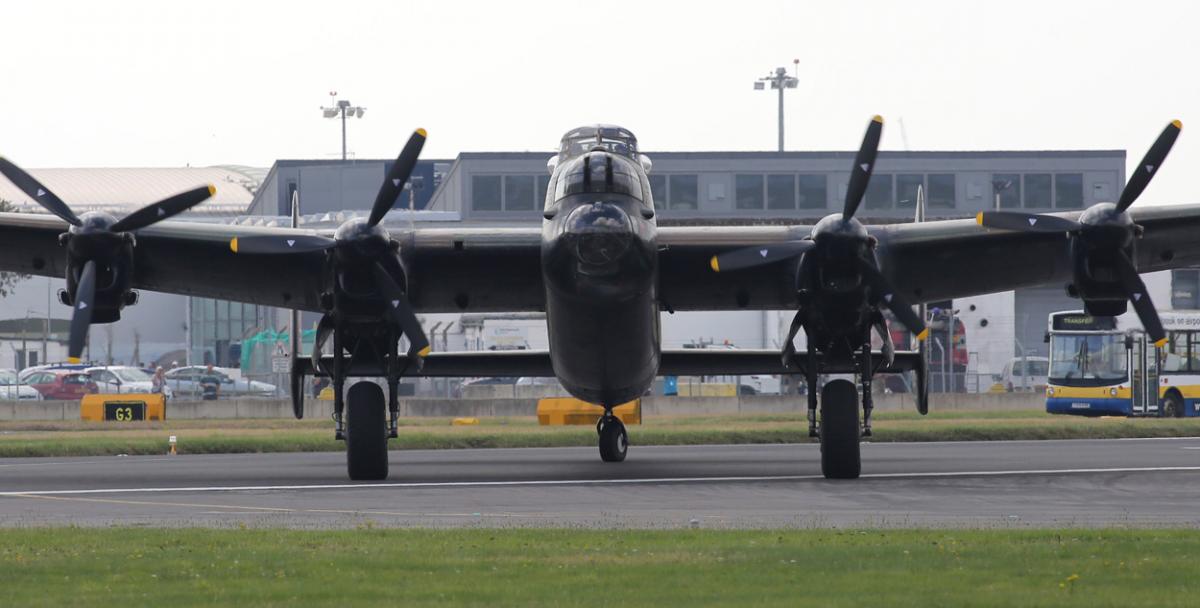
<box><xmin>0</xmin><ymin>199</ymin><xmax>31</xmax><ymax>297</ymax></box>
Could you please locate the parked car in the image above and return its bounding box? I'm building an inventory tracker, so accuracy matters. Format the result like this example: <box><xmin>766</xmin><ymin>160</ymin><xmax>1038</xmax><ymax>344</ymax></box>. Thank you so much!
<box><xmin>0</xmin><ymin>368</ymin><xmax>41</xmax><ymax>400</ymax></box>
<box><xmin>997</xmin><ymin>356</ymin><xmax>1050</xmax><ymax>393</ymax></box>
<box><xmin>163</xmin><ymin>366</ymin><xmax>277</xmax><ymax>397</ymax></box>
<box><xmin>85</xmin><ymin>366</ymin><xmax>174</xmax><ymax>399</ymax></box>
<box><xmin>20</xmin><ymin>370</ymin><xmax>97</xmax><ymax>400</ymax></box>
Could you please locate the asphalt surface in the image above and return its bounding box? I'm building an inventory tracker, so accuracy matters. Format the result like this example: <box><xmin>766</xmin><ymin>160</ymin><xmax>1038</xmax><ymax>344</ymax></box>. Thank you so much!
<box><xmin>4</xmin><ymin>438</ymin><xmax>1200</xmax><ymax>528</ymax></box>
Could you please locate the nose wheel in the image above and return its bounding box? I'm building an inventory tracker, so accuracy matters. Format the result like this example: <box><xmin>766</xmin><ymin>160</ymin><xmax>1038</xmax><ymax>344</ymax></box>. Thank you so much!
<box><xmin>597</xmin><ymin>414</ymin><xmax>628</xmax><ymax>462</ymax></box>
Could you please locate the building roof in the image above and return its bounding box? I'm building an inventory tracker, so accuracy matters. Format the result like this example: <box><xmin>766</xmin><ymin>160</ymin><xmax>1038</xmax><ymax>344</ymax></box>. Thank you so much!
<box><xmin>0</xmin><ymin>166</ymin><xmax>264</xmax><ymax>216</ymax></box>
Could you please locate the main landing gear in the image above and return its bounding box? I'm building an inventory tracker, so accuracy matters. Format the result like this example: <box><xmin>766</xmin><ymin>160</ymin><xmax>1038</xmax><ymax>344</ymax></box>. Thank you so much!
<box><xmin>345</xmin><ymin>381</ymin><xmax>389</xmax><ymax>480</ymax></box>
<box><xmin>597</xmin><ymin>411</ymin><xmax>628</xmax><ymax>462</ymax></box>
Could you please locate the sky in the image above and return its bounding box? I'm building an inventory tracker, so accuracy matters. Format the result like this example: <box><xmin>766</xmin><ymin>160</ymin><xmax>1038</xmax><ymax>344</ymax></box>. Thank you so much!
<box><xmin>2</xmin><ymin>0</ymin><xmax>1199</xmax><ymax>203</ymax></box>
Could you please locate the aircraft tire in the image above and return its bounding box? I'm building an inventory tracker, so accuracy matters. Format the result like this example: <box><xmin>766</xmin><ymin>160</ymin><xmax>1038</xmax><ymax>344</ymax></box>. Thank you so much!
<box><xmin>346</xmin><ymin>381</ymin><xmax>389</xmax><ymax>480</ymax></box>
<box><xmin>598</xmin><ymin>416</ymin><xmax>628</xmax><ymax>462</ymax></box>
<box><xmin>820</xmin><ymin>379</ymin><xmax>861</xmax><ymax>479</ymax></box>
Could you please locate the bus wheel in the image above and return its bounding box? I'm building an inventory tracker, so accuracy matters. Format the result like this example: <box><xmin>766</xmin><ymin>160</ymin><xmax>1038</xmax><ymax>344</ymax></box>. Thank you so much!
<box><xmin>1162</xmin><ymin>393</ymin><xmax>1186</xmax><ymax>418</ymax></box>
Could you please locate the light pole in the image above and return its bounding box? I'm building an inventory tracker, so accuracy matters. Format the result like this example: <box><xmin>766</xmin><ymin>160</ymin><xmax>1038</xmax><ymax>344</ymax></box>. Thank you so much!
<box><xmin>754</xmin><ymin>60</ymin><xmax>800</xmax><ymax>152</ymax></box>
<box><xmin>321</xmin><ymin>91</ymin><xmax>365</xmax><ymax>161</ymax></box>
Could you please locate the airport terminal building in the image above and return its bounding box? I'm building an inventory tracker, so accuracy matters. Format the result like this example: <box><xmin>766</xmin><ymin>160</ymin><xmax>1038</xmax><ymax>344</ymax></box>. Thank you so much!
<box><xmin>4</xmin><ymin>144</ymin><xmax>1184</xmax><ymax>391</ymax></box>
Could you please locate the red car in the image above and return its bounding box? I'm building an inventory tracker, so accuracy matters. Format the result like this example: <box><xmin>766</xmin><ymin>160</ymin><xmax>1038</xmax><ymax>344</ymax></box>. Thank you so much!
<box><xmin>22</xmin><ymin>370</ymin><xmax>97</xmax><ymax>400</ymax></box>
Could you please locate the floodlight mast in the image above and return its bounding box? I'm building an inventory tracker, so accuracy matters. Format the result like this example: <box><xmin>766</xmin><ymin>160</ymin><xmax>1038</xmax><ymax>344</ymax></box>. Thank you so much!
<box><xmin>754</xmin><ymin>60</ymin><xmax>800</xmax><ymax>152</ymax></box>
<box><xmin>320</xmin><ymin>91</ymin><xmax>366</xmax><ymax>161</ymax></box>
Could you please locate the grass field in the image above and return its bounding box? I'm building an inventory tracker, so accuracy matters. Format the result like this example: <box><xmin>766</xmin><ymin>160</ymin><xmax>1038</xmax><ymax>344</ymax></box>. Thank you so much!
<box><xmin>2</xmin><ymin>410</ymin><xmax>1200</xmax><ymax>457</ymax></box>
<box><xmin>2</xmin><ymin>528</ymin><xmax>1197</xmax><ymax>607</ymax></box>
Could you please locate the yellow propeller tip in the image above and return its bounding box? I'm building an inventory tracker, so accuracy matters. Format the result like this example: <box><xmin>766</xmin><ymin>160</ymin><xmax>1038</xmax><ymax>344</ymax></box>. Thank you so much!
<box><xmin>67</xmin><ymin>357</ymin><xmax>81</xmax><ymax>364</ymax></box>
<box><xmin>872</xmin><ymin>115</ymin><xmax>883</xmax><ymax>124</ymax></box>
<box><xmin>207</xmin><ymin>184</ymin><xmax>217</xmax><ymax>197</ymax></box>
<box><xmin>229</xmin><ymin>237</ymin><xmax>238</xmax><ymax>253</ymax></box>
<box><xmin>975</xmin><ymin>212</ymin><xmax>984</xmax><ymax>225</ymax></box>
<box><xmin>1172</xmin><ymin>119</ymin><xmax>1183</xmax><ymax>129</ymax></box>
<box><xmin>709</xmin><ymin>256</ymin><xmax>721</xmax><ymax>273</ymax></box>
<box><xmin>418</xmin><ymin>345</ymin><xmax>432</xmax><ymax>357</ymax></box>
<box><xmin>916</xmin><ymin>328</ymin><xmax>930</xmax><ymax>342</ymax></box>
<box><xmin>416</xmin><ymin>128</ymin><xmax>428</xmax><ymax>137</ymax></box>
<box><xmin>1155</xmin><ymin>337</ymin><xmax>1169</xmax><ymax>348</ymax></box>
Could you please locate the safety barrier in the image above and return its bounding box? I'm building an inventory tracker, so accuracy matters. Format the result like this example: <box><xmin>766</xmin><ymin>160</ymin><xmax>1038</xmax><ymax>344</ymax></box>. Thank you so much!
<box><xmin>80</xmin><ymin>393</ymin><xmax>166</xmax><ymax>421</ymax></box>
<box><xmin>537</xmin><ymin>398</ymin><xmax>641</xmax><ymax>426</ymax></box>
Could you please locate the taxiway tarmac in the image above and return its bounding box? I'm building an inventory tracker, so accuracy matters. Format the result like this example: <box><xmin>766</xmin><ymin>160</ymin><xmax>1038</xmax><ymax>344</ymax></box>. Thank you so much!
<box><xmin>3</xmin><ymin>438</ymin><xmax>1200</xmax><ymax>528</ymax></box>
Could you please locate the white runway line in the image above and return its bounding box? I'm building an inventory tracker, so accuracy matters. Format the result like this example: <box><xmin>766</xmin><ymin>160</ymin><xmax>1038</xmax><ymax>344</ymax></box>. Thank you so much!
<box><xmin>5</xmin><ymin>465</ymin><xmax>1200</xmax><ymax>497</ymax></box>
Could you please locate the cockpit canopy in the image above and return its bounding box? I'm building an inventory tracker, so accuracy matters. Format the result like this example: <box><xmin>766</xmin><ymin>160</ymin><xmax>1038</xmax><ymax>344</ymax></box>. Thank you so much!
<box><xmin>554</xmin><ymin>151</ymin><xmax>643</xmax><ymax>202</ymax></box>
<box><xmin>557</xmin><ymin>124</ymin><xmax>639</xmax><ymax>161</ymax></box>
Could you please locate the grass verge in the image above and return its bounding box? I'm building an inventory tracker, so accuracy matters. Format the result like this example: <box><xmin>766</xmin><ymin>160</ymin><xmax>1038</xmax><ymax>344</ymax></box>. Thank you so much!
<box><xmin>3</xmin><ymin>410</ymin><xmax>1200</xmax><ymax>457</ymax></box>
<box><xmin>2</xmin><ymin>528</ymin><xmax>1197</xmax><ymax>607</ymax></box>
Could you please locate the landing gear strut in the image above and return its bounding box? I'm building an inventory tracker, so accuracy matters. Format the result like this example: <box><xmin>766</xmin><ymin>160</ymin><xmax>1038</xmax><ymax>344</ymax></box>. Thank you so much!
<box><xmin>597</xmin><ymin>411</ymin><xmax>628</xmax><ymax>462</ymax></box>
<box><xmin>819</xmin><ymin>379</ymin><xmax>861</xmax><ymax>479</ymax></box>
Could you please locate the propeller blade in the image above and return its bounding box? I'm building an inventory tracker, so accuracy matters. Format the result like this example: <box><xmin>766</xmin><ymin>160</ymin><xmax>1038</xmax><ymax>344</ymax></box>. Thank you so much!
<box><xmin>710</xmin><ymin>240</ymin><xmax>814</xmax><ymax>273</ymax></box>
<box><xmin>311</xmin><ymin>314</ymin><xmax>336</xmax><ymax>376</ymax></box>
<box><xmin>976</xmin><ymin>211</ymin><xmax>1082</xmax><ymax>233</ymax></box>
<box><xmin>780</xmin><ymin>310</ymin><xmax>804</xmax><ymax>367</ymax></box>
<box><xmin>367</xmin><ymin>129</ymin><xmax>428</xmax><ymax>228</ymax></box>
<box><xmin>111</xmin><ymin>185</ymin><xmax>215</xmax><ymax>232</ymax></box>
<box><xmin>229</xmin><ymin>234</ymin><xmax>337</xmax><ymax>255</ymax></box>
<box><xmin>66</xmin><ymin>261</ymin><xmax>97</xmax><ymax>363</ymax></box>
<box><xmin>1114</xmin><ymin>250</ymin><xmax>1167</xmax><ymax>346</ymax></box>
<box><xmin>1116</xmin><ymin>120</ymin><xmax>1182</xmax><ymax>213</ymax></box>
<box><xmin>842</xmin><ymin>115</ymin><xmax>884</xmax><ymax>221</ymax></box>
<box><xmin>859</xmin><ymin>260</ymin><xmax>929</xmax><ymax>340</ymax></box>
<box><xmin>0</xmin><ymin>157</ymin><xmax>81</xmax><ymax>226</ymax></box>
<box><xmin>371</xmin><ymin>262</ymin><xmax>431</xmax><ymax>357</ymax></box>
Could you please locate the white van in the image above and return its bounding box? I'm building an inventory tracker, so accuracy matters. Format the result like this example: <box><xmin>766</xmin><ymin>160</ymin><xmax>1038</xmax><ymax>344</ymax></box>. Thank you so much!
<box><xmin>997</xmin><ymin>356</ymin><xmax>1049</xmax><ymax>392</ymax></box>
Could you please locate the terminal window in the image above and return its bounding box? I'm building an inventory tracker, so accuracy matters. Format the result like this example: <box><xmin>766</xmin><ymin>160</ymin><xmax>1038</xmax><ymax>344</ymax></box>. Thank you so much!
<box><xmin>797</xmin><ymin>175</ymin><xmax>826</xmax><ymax>209</ymax></box>
<box><xmin>864</xmin><ymin>175</ymin><xmax>893</xmax><ymax>209</ymax></box>
<box><xmin>503</xmin><ymin>175</ymin><xmax>536</xmax><ymax>211</ymax></box>
<box><xmin>896</xmin><ymin>174</ymin><xmax>922</xmax><ymax>210</ymax></box>
<box><xmin>471</xmin><ymin>175</ymin><xmax>502</xmax><ymax>211</ymax></box>
<box><xmin>1025</xmin><ymin>174</ymin><xmax>1052</xmax><ymax>208</ymax></box>
<box><xmin>1172</xmin><ymin>269</ymin><xmax>1200</xmax><ymax>309</ymax></box>
<box><xmin>735</xmin><ymin>174</ymin><xmax>764</xmax><ymax>209</ymax></box>
<box><xmin>927</xmin><ymin>174</ymin><xmax>955</xmax><ymax>208</ymax></box>
<box><xmin>994</xmin><ymin>174</ymin><xmax>1021</xmax><ymax>208</ymax></box>
<box><xmin>668</xmin><ymin>175</ymin><xmax>699</xmax><ymax>210</ymax></box>
<box><xmin>766</xmin><ymin>174</ymin><xmax>795</xmax><ymax>210</ymax></box>
<box><xmin>1055</xmin><ymin>174</ymin><xmax>1084</xmax><ymax>208</ymax></box>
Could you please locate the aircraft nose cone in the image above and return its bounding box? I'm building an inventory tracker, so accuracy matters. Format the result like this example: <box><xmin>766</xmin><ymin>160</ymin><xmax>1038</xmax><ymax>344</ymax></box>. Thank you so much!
<box><xmin>565</xmin><ymin>203</ymin><xmax>633</xmax><ymax>266</ymax></box>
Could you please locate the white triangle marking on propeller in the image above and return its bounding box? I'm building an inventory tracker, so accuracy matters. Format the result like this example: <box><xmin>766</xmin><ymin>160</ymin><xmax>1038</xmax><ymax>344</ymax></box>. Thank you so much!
<box><xmin>759</xmin><ymin>249</ymin><xmax>768</xmax><ymax>257</ymax></box>
<box><xmin>393</xmin><ymin>179</ymin><xmax>401</xmax><ymax>187</ymax></box>
<box><xmin>884</xmin><ymin>294</ymin><xmax>893</xmax><ymax>303</ymax></box>
<box><xmin>392</xmin><ymin>300</ymin><xmax>401</xmax><ymax>308</ymax></box>
<box><xmin>36</xmin><ymin>188</ymin><xmax>45</xmax><ymax>197</ymax></box>
<box><xmin>1134</xmin><ymin>293</ymin><xmax>1143</xmax><ymax>302</ymax></box>
<box><xmin>1145</xmin><ymin>164</ymin><xmax>1156</xmax><ymax>174</ymax></box>
<box><xmin>77</xmin><ymin>302</ymin><xmax>87</xmax><ymax>310</ymax></box>
<box><xmin>860</xmin><ymin>163</ymin><xmax>870</xmax><ymax>172</ymax></box>
<box><xmin>157</xmin><ymin>208</ymin><xmax>166</xmax><ymax>216</ymax></box>
<box><xmin>1028</xmin><ymin>218</ymin><xmax>1038</xmax><ymax>226</ymax></box>
<box><xmin>286</xmin><ymin>240</ymin><xmax>295</xmax><ymax>247</ymax></box>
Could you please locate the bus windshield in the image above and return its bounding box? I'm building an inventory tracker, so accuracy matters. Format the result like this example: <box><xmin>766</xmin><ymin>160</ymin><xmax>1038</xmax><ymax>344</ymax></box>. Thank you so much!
<box><xmin>1049</xmin><ymin>333</ymin><xmax>1127</xmax><ymax>385</ymax></box>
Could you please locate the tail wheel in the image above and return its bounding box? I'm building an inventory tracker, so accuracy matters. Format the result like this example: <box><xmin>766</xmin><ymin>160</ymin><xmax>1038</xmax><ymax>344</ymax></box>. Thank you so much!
<box><xmin>346</xmin><ymin>381</ymin><xmax>389</xmax><ymax>480</ymax></box>
<box><xmin>598</xmin><ymin>416</ymin><xmax>628</xmax><ymax>462</ymax></box>
<box><xmin>820</xmin><ymin>379</ymin><xmax>861</xmax><ymax>479</ymax></box>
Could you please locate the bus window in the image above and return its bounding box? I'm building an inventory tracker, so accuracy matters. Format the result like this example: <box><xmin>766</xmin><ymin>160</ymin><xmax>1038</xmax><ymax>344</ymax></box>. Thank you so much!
<box><xmin>1049</xmin><ymin>333</ymin><xmax>1127</xmax><ymax>384</ymax></box>
<box><xmin>1162</xmin><ymin>333</ymin><xmax>1190</xmax><ymax>373</ymax></box>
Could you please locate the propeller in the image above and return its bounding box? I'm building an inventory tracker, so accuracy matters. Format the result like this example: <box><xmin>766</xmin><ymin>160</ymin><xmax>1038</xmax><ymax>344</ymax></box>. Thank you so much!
<box><xmin>709</xmin><ymin>115</ymin><xmax>883</xmax><ymax>273</ymax></box>
<box><xmin>0</xmin><ymin>156</ymin><xmax>215</xmax><ymax>364</ymax></box>
<box><xmin>723</xmin><ymin>117</ymin><xmax>929</xmax><ymax>365</ymax></box>
<box><xmin>231</xmin><ymin>129</ymin><xmax>431</xmax><ymax>358</ymax></box>
<box><xmin>976</xmin><ymin>120</ymin><xmax>1182</xmax><ymax>346</ymax></box>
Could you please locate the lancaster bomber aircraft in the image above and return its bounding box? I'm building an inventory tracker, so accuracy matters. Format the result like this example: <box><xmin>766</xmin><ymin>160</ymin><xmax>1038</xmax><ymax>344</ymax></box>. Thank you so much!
<box><xmin>0</xmin><ymin>118</ymin><xmax>1192</xmax><ymax>480</ymax></box>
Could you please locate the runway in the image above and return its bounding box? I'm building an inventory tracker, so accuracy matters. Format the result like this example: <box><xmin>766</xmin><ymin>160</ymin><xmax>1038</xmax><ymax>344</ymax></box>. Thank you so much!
<box><xmin>3</xmin><ymin>438</ymin><xmax>1200</xmax><ymax>528</ymax></box>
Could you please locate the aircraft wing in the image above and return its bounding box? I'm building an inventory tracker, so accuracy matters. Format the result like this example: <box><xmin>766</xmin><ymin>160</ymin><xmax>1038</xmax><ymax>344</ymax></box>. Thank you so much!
<box><xmin>3</xmin><ymin>204</ymin><xmax>1200</xmax><ymax>316</ymax></box>
<box><xmin>656</xmin><ymin>203</ymin><xmax>1200</xmax><ymax>309</ymax></box>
